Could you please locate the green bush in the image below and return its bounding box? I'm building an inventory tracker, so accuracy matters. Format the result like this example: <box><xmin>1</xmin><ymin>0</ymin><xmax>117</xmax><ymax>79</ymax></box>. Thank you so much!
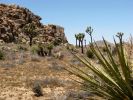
<box><xmin>0</xmin><ymin>50</ymin><xmax>5</xmax><ymax>60</ymax></box>
<box><xmin>86</xmin><ymin>50</ymin><xmax>94</xmax><ymax>59</ymax></box>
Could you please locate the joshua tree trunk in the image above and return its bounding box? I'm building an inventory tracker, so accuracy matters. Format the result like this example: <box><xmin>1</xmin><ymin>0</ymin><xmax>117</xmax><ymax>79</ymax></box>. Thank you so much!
<box><xmin>76</xmin><ymin>39</ymin><xmax>77</xmax><ymax>47</ymax></box>
<box><xmin>90</xmin><ymin>35</ymin><xmax>93</xmax><ymax>43</ymax></box>
<box><xmin>79</xmin><ymin>40</ymin><xmax>81</xmax><ymax>47</ymax></box>
<box><xmin>84</xmin><ymin>40</ymin><xmax>86</xmax><ymax>47</ymax></box>
<box><xmin>29</xmin><ymin>37</ymin><xmax>32</xmax><ymax>46</ymax></box>
<box><xmin>81</xmin><ymin>40</ymin><xmax>84</xmax><ymax>53</ymax></box>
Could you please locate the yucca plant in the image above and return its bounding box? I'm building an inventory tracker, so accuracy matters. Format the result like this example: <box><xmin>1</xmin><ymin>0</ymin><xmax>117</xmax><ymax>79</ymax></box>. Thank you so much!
<box><xmin>67</xmin><ymin>33</ymin><xmax>133</xmax><ymax>100</ymax></box>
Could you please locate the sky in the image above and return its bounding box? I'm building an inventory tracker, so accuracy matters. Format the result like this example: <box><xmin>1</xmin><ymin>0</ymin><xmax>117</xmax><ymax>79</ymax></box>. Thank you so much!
<box><xmin>0</xmin><ymin>0</ymin><xmax>133</xmax><ymax>44</ymax></box>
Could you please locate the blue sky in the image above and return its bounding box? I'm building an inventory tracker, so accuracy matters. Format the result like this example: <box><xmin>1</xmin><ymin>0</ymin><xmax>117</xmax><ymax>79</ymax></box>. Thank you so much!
<box><xmin>1</xmin><ymin>0</ymin><xmax>133</xmax><ymax>44</ymax></box>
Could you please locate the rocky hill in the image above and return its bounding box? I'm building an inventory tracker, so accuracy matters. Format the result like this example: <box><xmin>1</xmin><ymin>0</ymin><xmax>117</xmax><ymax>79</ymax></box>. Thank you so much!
<box><xmin>0</xmin><ymin>4</ymin><xmax>67</xmax><ymax>44</ymax></box>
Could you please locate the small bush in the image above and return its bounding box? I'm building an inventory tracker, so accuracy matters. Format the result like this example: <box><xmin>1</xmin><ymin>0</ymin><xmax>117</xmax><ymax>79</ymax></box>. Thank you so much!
<box><xmin>43</xmin><ymin>77</ymin><xmax>64</xmax><ymax>87</ymax></box>
<box><xmin>46</xmin><ymin>43</ymin><xmax>53</xmax><ymax>56</ymax></box>
<box><xmin>1</xmin><ymin>62</ymin><xmax>15</xmax><ymax>68</ymax></box>
<box><xmin>53</xmin><ymin>38</ymin><xmax>62</xmax><ymax>46</ymax></box>
<box><xmin>32</xmin><ymin>81</ymin><xmax>43</xmax><ymax>97</ymax></box>
<box><xmin>0</xmin><ymin>50</ymin><xmax>5</xmax><ymax>60</ymax></box>
<box><xmin>102</xmin><ymin>46</ymin><xmax>107</xmax><ymax>52</ymax></box>
<box><xmin>53</xmin><ymin>52</ymin><xmax>64</xmax><ymax>60</ymax></box>
<box><xmin>17</xmin><ymin>45</ymin><xmax>28</xmax><ymax>51</ymax></box>
<box><xmin>48</xmin><ymin>62</ymin><xmax>64</xmax><ymax>71</ymax></box>
<box><xmin>30</xmin><ymin>54</ymin><xmax>40</xmax><ymax>62</ymax></box>
<box><xmin>86</xmin><ymin>50</ymin><xmax>94</xmax><ymax>59</ymax></box>
<box><xmin>66</xmin><ymin>90</ymin><xmax>92</xmax><ymax>100</ymax></box>
<box><xmin>31</xmin><ymin>45</ymin><xmax>39</xmax><ymax>55</ymax></box>
<box><xmin>31</xmin><ymin>45</ymin><xmax>48</xmax><ymax>56</ymax></box>
<box><xmin>18</xmin><ymin>51</ymin><xmax>25</xmax><ymax>65</ymax></box>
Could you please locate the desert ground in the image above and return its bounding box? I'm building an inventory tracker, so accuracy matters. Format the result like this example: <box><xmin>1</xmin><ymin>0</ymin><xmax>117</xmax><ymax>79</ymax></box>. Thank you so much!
<box><xmin>0</xmin><ymin>43</ymin><xmax>102</xmax><ymax>100</ymax></box>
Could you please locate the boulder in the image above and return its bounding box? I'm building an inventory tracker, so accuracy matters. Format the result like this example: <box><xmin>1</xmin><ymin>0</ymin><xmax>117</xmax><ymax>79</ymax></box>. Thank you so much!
<box><xmin>0</xmin><ymin>4</ymin><xmax>68</xmax><ymax>45</ymax></box>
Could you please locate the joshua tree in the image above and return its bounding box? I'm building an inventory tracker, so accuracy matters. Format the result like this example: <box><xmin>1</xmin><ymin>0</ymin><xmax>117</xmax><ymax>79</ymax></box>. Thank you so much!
<box><xmin>81</xmin><ymin>33</ymin><xmax>85</xmax><ymax>53</ymax></box>
<box><xmin>8</xmin><ymin>21</ymin><xmax>17</xmax><ymax>43</ymax></box>
<box><xmin>116</xmin><ymin>32</ymin><xmax>124</xmax><ymax>42</ymax></box>
<box><xmin>75</xmin><ymin>34</ymin><xmax>78</xmax><ymax>47</ymax></box>
<box><xmin>22</xmin><ymin>23</ymin><xmax>37</xmax><ymax>46</ymax></box>
<box><xmin>78</xmin><ymin>33</ymin><xmax>85</xmax><ymax>53</ymax></box>
<box><xmin>86</xmin><ymin>26</ymin><xmax>93</xmax><ymax>43</ymax></box>
<box><xmin>77</xmin><ymin>34</ymin><xmax>82</xmax><ymax>47</ymax></box>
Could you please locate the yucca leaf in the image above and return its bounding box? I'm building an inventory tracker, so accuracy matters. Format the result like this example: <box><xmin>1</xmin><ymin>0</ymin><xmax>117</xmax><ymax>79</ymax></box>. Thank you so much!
<box><xmin>114</xmin><ymin>38</ymin><xmax>133</xmax><ymax>97</ymax></box>
<box><xmin>68</xmin><ymin>34</ymin><xmax>133</xmax><ymax>99</ymax></box>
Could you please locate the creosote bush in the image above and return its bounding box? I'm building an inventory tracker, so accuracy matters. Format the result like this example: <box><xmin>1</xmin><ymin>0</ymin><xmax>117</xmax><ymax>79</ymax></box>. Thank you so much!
<box><xmin>86</xmin><ymin>50</ymin><xmax>94</xmax><ymax>59</ymax></box>
<box><xmin>31</xmin><ymin>44</ymin><xmax>47</xmax><ymax>56</ymax></box>
<box><xmin>32</xmin><ymin>81</ymin><xmax>43</xmax><ymax>97</ymax></box>
<box><xmin>31</xmin><ymin>43</ymin><xmax>54</xmax><ymax>57</ymax></box>
<box><xmin>31</xmin><ymin>45</ymin><xmax>39</xmax><ymax>55</ymax></box>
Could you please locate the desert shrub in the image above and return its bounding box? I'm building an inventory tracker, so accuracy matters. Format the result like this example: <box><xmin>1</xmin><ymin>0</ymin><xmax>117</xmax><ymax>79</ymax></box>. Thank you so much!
<box><xmin>0</xmin><ymin>50</ymin><xmax>5</xmax><ymax>60</ymax></box>
<box><xmin>53</xmin><ymin>52</ymin><xmax>64</xmax><ymax>60</ymax></box>
<box><xmin>48</xmin><ymin>62</ymin><xmax>64</xmax><ymax>71</ymax></box>
<box><xmin>31</xmin><ymin>44</ymin><xmax>48</xmax><ymax>56</ymax></box>
<box><xmin>46</xmin><ymin>43</ymin><xmax>53</xmax><ymax>56</ymax></box>
<box><xmin>32</xmin><ymin>81</ymin><xmax>43</xmax><ymax>97</ymax></box>
<box><xmin>43</xmin><ymin>77</ymin><xmax>64</xmax><ymax>87</ymax></box>
<box><xmin>66</xmin><ymin>44</ymin><xmax>78</xmax><ymax>53</ymax></box>
<box><xmin>66</xmin><ymin>90</ymin><xmax>92</xmax><ymax>100</ymax></box>
<box><xmin>0</xmin><ymin>62</ymin><xmax>15</xmax><ymax>68</ymax></box>
<box><xmin>66</xmin><ymin>44</ymin><xmax>70</xmax><ymax>50</ymax></box>
<box><xmin>31</xmin><ymin>45</ymin><xmax>39</xmax><ymax>55</ymax></box>
<box><xmin>68</xmin><ymin>33</ymin><xmax>133</xmax><ymax>99</ymax></box>
<box><xmin>52</xmin><ymin>92</ymin><xmax>67</xmax><ymax>100</ymax></box>
<box><xmin>30</xmin><ymin>54</ymin><xmax>40</xmax><ymax>62</ymax></box>
<box><xmin>17</xmin><ymin>45</ymin><xmax>28</xmax><ymax>51</ymax></box>
<box><xmin>18</xmin><ymin>51</ymin><xmax>25</xmax><ymax>65</ymax></box>
<box><xmin>102</xmin><ymin>46</ymin><xmax>108</xmax><ymax>52</ymax></box>
<box><xmin>86</xmin><ymin>50</ymin><xmax>94</xmax><ymax>59</ymax></box>
<box><xmin>53</xmin><ymin>38</ymin><xmax>62</xmax><ymax>46</ymax></box>
<box><xmin>37</xmin><ymin>44</ymin><xmax>45</xmax><ymax>56</ymax></box>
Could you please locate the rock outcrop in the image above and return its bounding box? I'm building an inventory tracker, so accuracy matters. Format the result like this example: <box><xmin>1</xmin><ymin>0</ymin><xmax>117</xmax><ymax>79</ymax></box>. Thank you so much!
<box><xmin>0</xmin><ymin>4</ymin><xmax>67</xmax><ymax>44</ymax></box>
